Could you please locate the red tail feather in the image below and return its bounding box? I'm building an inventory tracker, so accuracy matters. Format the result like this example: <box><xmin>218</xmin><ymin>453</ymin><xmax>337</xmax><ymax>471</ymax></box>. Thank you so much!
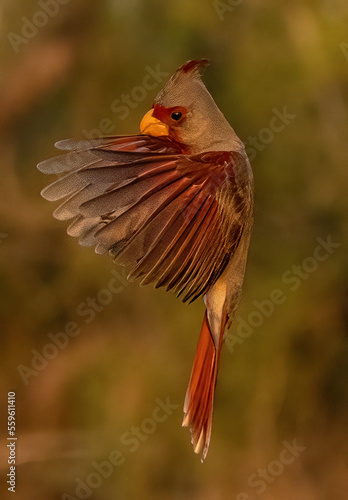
<box><xmin>182</xmin><ymin>310</ymin><xmax>224</xmax><ymax>461</ymax></box>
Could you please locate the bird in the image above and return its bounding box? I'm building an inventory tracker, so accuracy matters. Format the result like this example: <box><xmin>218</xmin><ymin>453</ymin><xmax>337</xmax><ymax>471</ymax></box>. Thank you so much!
<box><xmin>38</xmin><ymin>59</ymin><xmax>254</xmax><ymax>461</ymax></box>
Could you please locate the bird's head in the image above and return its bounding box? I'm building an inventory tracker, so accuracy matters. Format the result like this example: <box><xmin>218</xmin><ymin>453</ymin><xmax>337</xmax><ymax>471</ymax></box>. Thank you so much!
<box><xmin>140</xmin><ymin>59</ymin><xmax>242</xmax><ymax>154</ymax></box>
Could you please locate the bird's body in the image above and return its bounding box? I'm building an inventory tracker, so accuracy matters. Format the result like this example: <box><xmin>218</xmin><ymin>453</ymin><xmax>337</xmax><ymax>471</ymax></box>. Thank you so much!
<box><xmin>38</xmin><ymin>59</ymin><xmax>253</xmax><ymax>460</ymax></box>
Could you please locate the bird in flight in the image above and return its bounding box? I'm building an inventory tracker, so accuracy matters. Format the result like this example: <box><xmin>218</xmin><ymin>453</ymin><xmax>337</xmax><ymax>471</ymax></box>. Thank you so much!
<box><xmin>38</xmin><ymin>59</ymin><xmax>254</xmax><ymax>461</ymax></box>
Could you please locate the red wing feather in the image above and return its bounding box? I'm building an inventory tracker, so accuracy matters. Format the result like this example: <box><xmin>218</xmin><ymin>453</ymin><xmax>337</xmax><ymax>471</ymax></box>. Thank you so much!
<box><xmin>39</xmin><ymin>135</ymin><xmax>249</xmax><ymax>302</ymax></box>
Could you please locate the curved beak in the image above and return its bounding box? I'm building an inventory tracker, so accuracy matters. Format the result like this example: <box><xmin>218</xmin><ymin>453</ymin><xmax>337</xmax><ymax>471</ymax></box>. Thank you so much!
<box><xmin>140</xmin><ymin>109</ymin><xmax>169</xmax><ymax>137</ymax></box>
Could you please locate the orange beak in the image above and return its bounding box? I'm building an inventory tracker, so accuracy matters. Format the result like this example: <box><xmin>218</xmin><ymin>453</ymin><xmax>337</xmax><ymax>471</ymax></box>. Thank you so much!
<box><xmin>140</xmin><ymin>109</ymin><xmax>169</xmax><ymax>137</ymax></box>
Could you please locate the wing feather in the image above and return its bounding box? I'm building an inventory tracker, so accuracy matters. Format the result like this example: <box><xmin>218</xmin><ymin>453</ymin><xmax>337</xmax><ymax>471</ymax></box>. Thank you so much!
<box><xmin>38</xmin><ymin>135</ymin><xmax>252</xmax><ymax>301</ymax></box>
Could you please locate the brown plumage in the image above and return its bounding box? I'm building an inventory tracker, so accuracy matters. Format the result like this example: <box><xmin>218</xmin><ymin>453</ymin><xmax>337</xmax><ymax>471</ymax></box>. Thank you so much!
<box><xmin>38</xmin><ymin>59</ymin><xmax>254</xmax><ymax>461</ymax></box>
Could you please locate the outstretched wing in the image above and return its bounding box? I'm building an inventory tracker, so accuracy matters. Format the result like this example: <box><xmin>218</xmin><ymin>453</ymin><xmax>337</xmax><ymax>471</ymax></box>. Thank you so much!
<box><xmin>38</xmin><ymin>135</ymin><xmax>251</xmax><ymax>302</ymax></box>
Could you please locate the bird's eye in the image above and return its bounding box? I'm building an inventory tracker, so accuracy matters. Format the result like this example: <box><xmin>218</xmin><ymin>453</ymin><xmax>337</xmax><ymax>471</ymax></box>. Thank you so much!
<box><xmin>171</xmin><ymin>111</ymin><xmax>182</xmax><ymax>121</ymax></box>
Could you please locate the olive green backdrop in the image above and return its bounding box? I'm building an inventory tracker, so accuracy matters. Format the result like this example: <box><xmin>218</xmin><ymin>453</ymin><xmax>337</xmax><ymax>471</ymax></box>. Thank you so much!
<box><xmin>0</xmin><ymin>1</ymin><xmax>347</xmax><ymax>499</ymax></box>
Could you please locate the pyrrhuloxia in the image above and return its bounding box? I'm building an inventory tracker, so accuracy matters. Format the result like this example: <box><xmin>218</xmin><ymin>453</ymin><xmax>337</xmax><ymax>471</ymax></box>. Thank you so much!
<box><xmin>38</xmin><ymin>59</ymin><xmax>254</xmax><ymax>461</ymax></box>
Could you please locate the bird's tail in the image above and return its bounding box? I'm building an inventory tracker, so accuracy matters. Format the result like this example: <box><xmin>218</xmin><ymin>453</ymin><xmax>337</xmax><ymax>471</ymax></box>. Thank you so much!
<box><xmin>182</xmin><ymin>309</ymin><xmax>225</xmax><ymax>461</ymax></box>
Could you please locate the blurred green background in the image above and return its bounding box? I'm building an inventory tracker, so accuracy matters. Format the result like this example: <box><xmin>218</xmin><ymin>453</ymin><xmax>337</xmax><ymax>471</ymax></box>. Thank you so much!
<box><xmin>1</xmin><ymin>1</ymin><xmax>348</xmax><ymax>499</ymax></box>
